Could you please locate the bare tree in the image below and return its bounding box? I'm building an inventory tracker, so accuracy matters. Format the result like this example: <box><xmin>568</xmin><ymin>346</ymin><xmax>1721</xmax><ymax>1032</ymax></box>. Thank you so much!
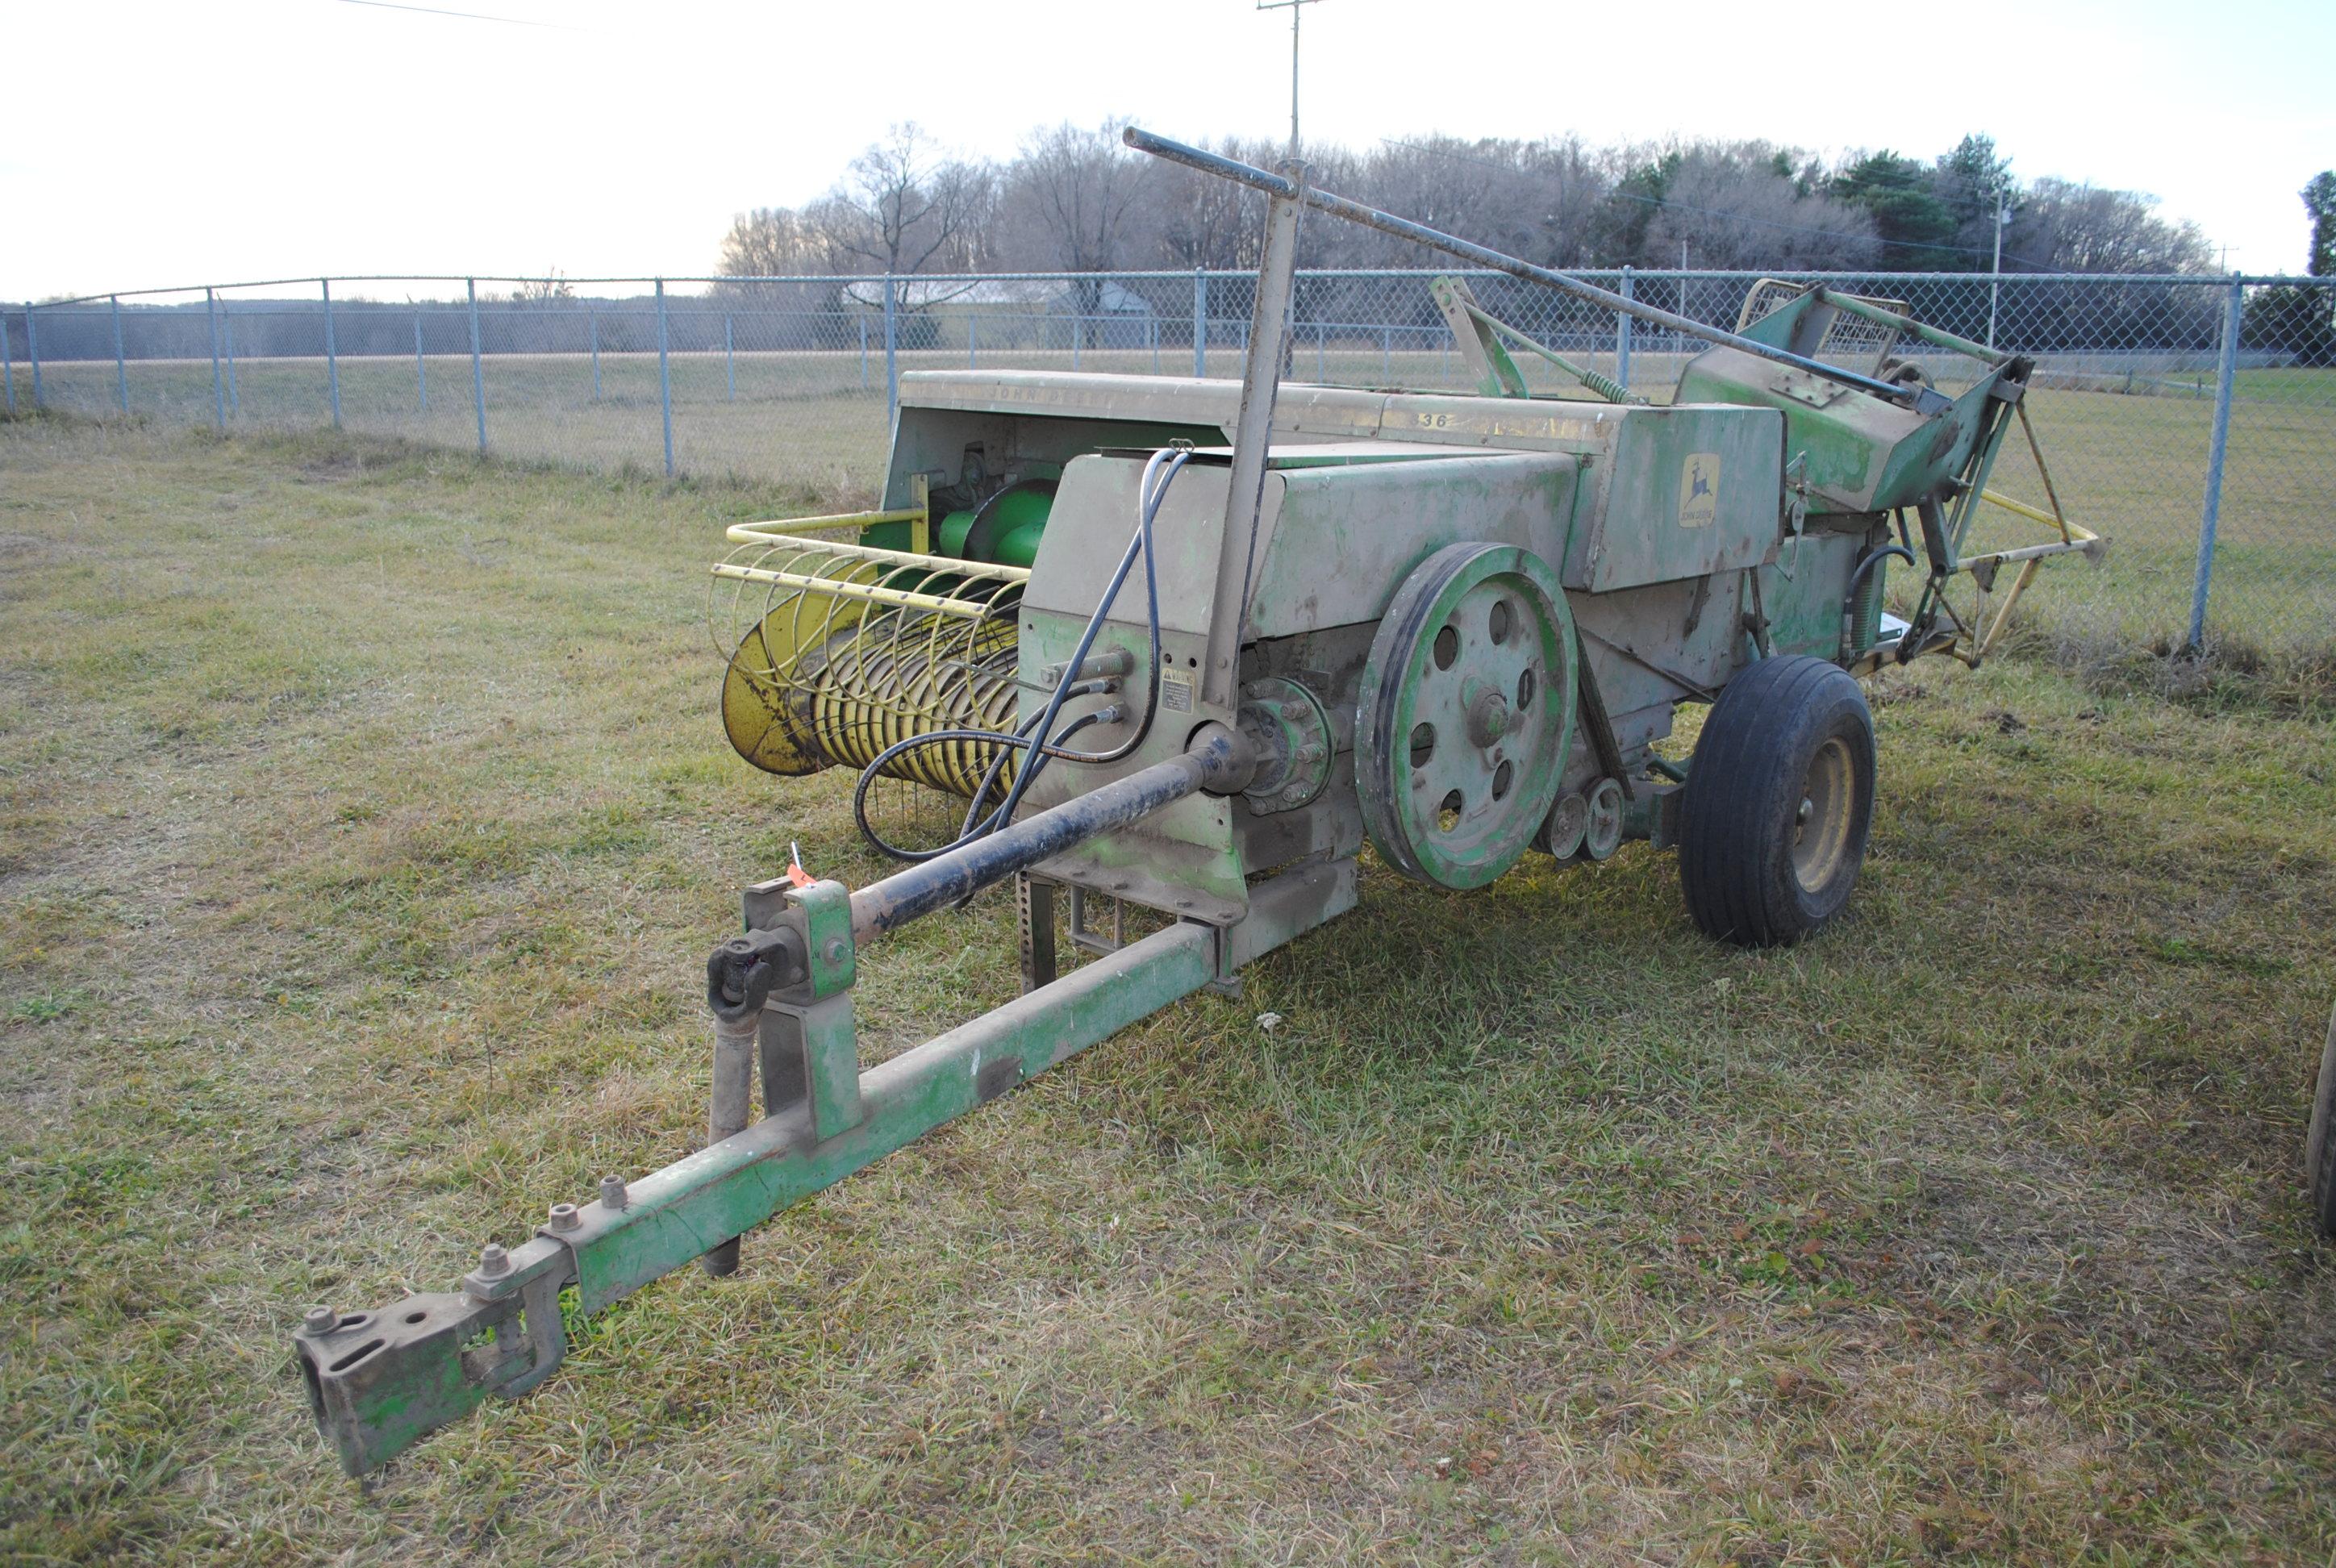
<box><xmin>809</xmin><ymin>123</ymin><xmax>991</xmax><ymax>283</ymax></box>
<box><xmin>1333</xmin><ymin>138</ymin><xmax>1500</xmax><ymax>266</ymax></box>
<box><xmin>1008</xmin><ymin>121</ymin><xmax>1150</xmax><ymax>269</ymax></box>
<box><xmin>715</xmin><ymin>206</ymin><xmax>849</xmax><ymax>335</ymax></box>
<box><xmin>796</xmin><ymin>123</ymin><xmax>994</xmax><ymax>339</ymax></box>
<box><xmin>1156</xmin><ymin>137</ymin><xmax>1274</xmax><ymax>272</ymax></box>
<box><xmin>718</xmin><ymin>208</ymin><xmax>823</xmax><ymax>280</ymax></box>
<box><xmin>1640</xmin><ymin>144</ymin><xmax>1879</xmax><ymax>273</ymax></box>
<box><xmin>506</xmin><ymin>269</ymin><xmax>575</xmax><ymax>304</ymax></box>
<box><xmin>1000</xmin><ymin>119</ymin><xmax>1154</xmax><ymax>338</ymax></box>
<box><xmin>2017</xmin><ymin>178</ymin><xmax>2214</xmax><ymax>274</ymax></box>
<box><xmin>700</xmin><ymin>121</ymin><xmax>2242</xmax><ymax>339</ymax></box>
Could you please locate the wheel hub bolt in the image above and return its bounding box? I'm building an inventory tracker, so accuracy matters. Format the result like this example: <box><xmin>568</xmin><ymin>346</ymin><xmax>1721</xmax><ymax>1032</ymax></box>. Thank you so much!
<box><xmin>548</xmin><ymin>1203</ymin><xmax>580</xmax><ymax>1232</ymax></box>
<box><xmin>600</xmin><ymin>1175</ymin><xmax>629</xmax><ymax>1211</ymax></box>
<box><xmin>302</xmin><ymin>1306</ymin><xmax>336</xmax><ymax>1337</ymax></box>
<box><xmin>478</xmin><ymin>1243</ymin><xmax>510</xmax><ymax>1277</ymax></box>
<box><xmin>1467</xmin><ymin>690</ymin><xmax>1511</xmax><ymax>748</ymax></box>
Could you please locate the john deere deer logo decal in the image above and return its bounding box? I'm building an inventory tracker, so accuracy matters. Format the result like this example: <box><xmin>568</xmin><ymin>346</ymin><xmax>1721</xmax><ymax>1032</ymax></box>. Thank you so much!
<box><xmin>1678</xmin><ymin>452</ymin><xmax>1721</xmax><ymax>529</ymax></box>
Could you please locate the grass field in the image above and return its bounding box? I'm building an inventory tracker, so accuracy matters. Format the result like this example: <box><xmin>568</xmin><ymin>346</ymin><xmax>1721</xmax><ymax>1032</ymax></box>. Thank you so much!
<box><xmin>16</xmin><ymin>344</ymin><xmax>2336</xmax><ymax>657</ymax></box>
<box><xmin>4</xmin><ymin>419</ymin><xmax>2336</xmax><ymax>1563</ymax></box>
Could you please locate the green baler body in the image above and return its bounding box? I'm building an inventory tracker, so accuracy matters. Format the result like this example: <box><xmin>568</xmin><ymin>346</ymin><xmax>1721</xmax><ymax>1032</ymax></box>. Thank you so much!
<box><xmin>1674</xmin><ymin>344</ymin><xmax>2009</xmax><ymax>518</ymax></box>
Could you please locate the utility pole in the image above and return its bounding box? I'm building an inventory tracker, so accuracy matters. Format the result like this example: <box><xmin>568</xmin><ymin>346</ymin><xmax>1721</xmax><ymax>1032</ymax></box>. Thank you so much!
<box><xmin>1256</xmin><ymin>0</ymin><xmax>1321</xmax><ymax>155</ymax></box>
<box><xmin>1988</xmin><ymin>192</ymin><xmax>2009</xmax><ymax>348</ymax></box>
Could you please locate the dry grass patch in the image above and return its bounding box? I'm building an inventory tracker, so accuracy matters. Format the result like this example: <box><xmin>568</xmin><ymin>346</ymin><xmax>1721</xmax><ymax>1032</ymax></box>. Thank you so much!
<box><xmin>2</xmin><ymin>419</ymin><xmax>2334</xmax><ymax>1563</ymax></box>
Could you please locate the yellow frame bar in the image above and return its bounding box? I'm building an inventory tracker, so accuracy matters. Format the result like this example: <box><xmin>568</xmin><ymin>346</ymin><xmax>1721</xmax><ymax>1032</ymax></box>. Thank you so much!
<box><xmin>711</xmin><ymin>562</ymin><xmax>1016</xmax><ymax>619</ymax></box>
<box><xmin>730</xmin><ymin>508</ymin><xmax>923</xmax><ymax>536</ymax></box>
<box><xmin>730</xmin><ymin>476</ymin><xmax>935</xmax><ymax>556</ymax></box>
<box><xmin>720</xmin><ymin>528</ymin><xmax>1031</xmax><ymax>586</ymax></box>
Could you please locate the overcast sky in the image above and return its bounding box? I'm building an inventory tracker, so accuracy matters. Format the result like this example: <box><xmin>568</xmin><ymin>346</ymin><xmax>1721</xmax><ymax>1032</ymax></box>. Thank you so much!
<box><xmin>5</xmin><ymin>0</ymin><xmax>2329</xmax><ymax>300</ymax></box>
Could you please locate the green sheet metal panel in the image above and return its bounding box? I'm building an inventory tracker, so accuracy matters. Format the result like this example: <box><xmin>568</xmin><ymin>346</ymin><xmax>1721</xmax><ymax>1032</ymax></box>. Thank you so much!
<box><xmin>1565</xmin><ymin>404</ymin><xmax>1784</xmax><ymax>593</ymax></box>
<box><xmin>1674</xmin><ymin>347</ymin><xmax>2004</xmax><ymax>518</ymax></box>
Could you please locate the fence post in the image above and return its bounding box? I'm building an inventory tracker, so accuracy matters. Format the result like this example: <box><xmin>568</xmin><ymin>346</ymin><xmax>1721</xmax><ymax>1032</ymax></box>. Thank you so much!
<box><xmin>1151</xmin><ymin>316</ymin><xmax>1159</xmax><ymax>374</ymax></box>
<box><xmin>2</xmin><ymin>306</ymin><xmax>13</xmax><ymax>412</ymax></box>
<box><xmin>1192</xmin><ymin>269</ymin><xmax>1206</xmax><ymax>377</ymax></box>
<box><xmin>322</xmin><ymin>278</ymin><xmax>341</xmax><ymax>428</ymax></box>
<box><xmin>724</xmin><ymin>313</ymin><xmax>735</xmax><ymax>402</ymax></box>
<box><xmin>223</xmin><ymin>303</ymin><xmax>239</xmax><ymax>415</ymax></box>
<box><xmin>589</xmin><ymin>306</ymin><xmax>601</xmax><ymax>400</ymax></box>
<box><xmin>657</xmin><ymin>278</ymin><xmax>674</xmax><ymax>477</ymax></box>
<box><xmin>859</xmin><ymin>315</ymin><xmax>869</xmax><ymax>389</ymax></box>
<box><xmin>202</xmin><ymin>290</ymin><xmax>219</xmax><ymax>429</ymax></box>
<box><xmin>1071</xmin><ymin>313</ymin><xmax>1081</xmax><ymax>371</ymax></box>
<box><xmin>1616</xmin><ymin>266</ymin><xmax>1634</xmax><ymax>394</ymax></box>
<box><xmin>27</xmin><ymin>302</ymin><xmax>43</xmax><ymax>410</ymax></box>
<box><xmin>467</xmin><ymin>277</ymin><xmax>487</xmax><ymax>456</ymax></box>
<box><xmin>108</xmin><ymin>294</ymin><xmax>128</xmax><ymax>415</ymax></box>
<box><xmin>1381</xmin><ymin>323</ymin><xmax>1391</xmax><ymax>382</ymax></box>
<box><xmin>414</xmin><ymin>312</ymin><xmax>427</xmax><ymax>411</ymax></box>
<box><xmin>882</xmin><ymin>276</ymin><xmax>898</xmax><ymax>431</ymax></box>
<box><xmin>968</xmin><ymin>315</ymin><xmax>977</xmax><ymax>369</ymax></box>
<box><xmin>1316</xmin><ymin>321</ymin><xmax>1325</xmax><ymax>380</ymax></box>
<box><xmin>2186</xmin><ymin>277</ymin><xmax>2244</xmax><ymax>651</ymax></box>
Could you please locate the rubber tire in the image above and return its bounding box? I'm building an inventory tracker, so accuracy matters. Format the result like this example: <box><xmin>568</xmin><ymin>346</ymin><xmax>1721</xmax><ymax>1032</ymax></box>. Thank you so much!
<box><xmin>2307</xmin><ymin>1000</ymin><xmax>2336</xmax><ymax>1237</ymax></box>
<box><xmin>1679</xmin><ymin>654</ymin><xmax>1876</xmax><ymax>948</ymax></box>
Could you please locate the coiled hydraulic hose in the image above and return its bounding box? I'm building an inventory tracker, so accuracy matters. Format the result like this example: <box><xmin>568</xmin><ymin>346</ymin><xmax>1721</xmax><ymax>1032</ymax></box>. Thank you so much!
<box><xmin>853</xmin><ymin>447</ymin><xmax>1195</xmax><ymax>862</ymax></box>
<box><xmin>1842</xmin><ymin>542</ymin><xmax>1917</xmax><ymax>661</ymax></box>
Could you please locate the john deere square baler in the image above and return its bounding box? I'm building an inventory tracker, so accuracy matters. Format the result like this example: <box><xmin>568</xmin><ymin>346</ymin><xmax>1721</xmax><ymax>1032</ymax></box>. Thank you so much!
<box><xmin>294</xmin><ymin>131</ymin><xmax>2100</xmax><ymax>1476</ymax></box>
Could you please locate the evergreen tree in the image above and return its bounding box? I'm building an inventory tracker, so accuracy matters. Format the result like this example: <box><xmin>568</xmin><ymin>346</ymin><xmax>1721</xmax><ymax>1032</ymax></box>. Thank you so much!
<box><xmin>2305</xmin><ymin>171</ymin><xmax>2335</xmax><ymax>277</ymax></box>
<box><xmin>1830</xmin><ymin>152</ymin><xmax>1958</xmax><ymax>265</ymax></box>
<box><xmin>2242</xmin><ymin>173</ymin><xmax>2336</xmax><ymax>365</ymax></box>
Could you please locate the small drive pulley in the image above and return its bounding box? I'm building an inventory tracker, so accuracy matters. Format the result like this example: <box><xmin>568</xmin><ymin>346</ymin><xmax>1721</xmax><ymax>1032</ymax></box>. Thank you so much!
<box><xmin>1356</xmin><ymin>543</ymin><xmax>1579</xmax><ymax>889</ymax></box>
<box><xmin>1237</xmin><ymin>676</ymin><xmax>1335</xmax><ymax>815</ymax></box>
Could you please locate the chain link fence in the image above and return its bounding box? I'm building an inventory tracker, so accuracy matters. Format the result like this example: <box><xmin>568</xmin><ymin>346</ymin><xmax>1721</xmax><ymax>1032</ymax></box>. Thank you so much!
<box><xmin>6</xmin><ymin>269</ymin><xmax>2330</xmax><ymax>655</ymax></box>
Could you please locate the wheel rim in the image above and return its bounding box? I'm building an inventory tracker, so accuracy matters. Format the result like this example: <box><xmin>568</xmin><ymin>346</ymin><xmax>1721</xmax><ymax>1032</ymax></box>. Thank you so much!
<box><xmin>1790</xmin><ymin>736</ymin><xmax>1855</xmax><ymax>892</ymax></box>
<box><xmin>1356</xmin><ymin>544</ymin><xmax>1577</xmax><ymax>890</ymax></box>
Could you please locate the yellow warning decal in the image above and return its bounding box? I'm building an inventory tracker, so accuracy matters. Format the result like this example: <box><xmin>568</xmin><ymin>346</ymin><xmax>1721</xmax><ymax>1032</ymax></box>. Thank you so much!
<box><xmin>1160</xmin><ymin>667</ymin><xmax>1194</xmax><ymax>714</ymax></box>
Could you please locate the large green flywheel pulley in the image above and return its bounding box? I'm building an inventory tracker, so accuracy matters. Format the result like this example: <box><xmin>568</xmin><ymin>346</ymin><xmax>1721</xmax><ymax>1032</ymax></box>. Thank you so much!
<box><xmin>1355</xmin><ymin>543</ymin><xmax>1579</xmax><ymax>890</ymax></box>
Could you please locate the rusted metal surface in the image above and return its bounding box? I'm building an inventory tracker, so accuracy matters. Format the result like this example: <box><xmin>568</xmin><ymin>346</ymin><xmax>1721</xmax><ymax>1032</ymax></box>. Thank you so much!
<box><xmin>1206</xmin><ymin>158</ymin><xmax>1310</xmax><ymax>711</ymax></box>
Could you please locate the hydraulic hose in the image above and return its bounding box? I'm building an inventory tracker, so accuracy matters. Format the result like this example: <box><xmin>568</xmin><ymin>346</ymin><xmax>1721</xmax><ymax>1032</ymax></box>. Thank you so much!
<box><xmin>1846</xmin><ymin>543</ymin><xmax>1915</xmax><ymax>603</ymax></box>
<box><xmin>850</xmin><ymin>446</ymin><xmax>1194</xmax><ymax>862</ymax></box>
<box><xmin>1842</xmin><ymin>543</ymin><xmax>1917</xmax><ymax>661</ymax></box>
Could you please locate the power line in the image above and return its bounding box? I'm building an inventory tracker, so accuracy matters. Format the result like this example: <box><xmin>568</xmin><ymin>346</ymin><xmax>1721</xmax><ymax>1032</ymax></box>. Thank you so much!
<box><xmin>1379</xmin><ymin>138</ymin><xmax>2050</xmax><ymax>269</ymax></box>
<box><xmin>335</xmin><ymin>0</ymin><xmax>582</xmax><ymax>30</ymax></box>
